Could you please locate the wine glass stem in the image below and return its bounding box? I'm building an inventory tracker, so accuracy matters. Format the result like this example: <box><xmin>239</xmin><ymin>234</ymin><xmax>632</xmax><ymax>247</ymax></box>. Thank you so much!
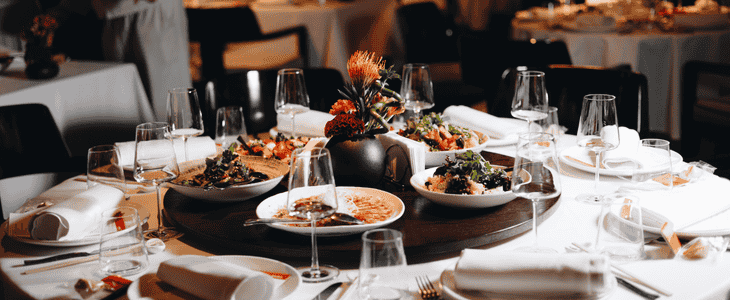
<box><xmin>155</xmin><ymin>183</ymin><xmax>164</xmax><ymax>235</ymax></box>
<box><xmin>290</xmin><ymin>114</ymin><xmax>297</xmax><ymax>139</ymax></box>
<box><xmin>310</xmin><ymin>218</ymin><xmax>321</xmax><ymax>274</ymax></box>
<box><xmin>413</xmin><ymin>108</ymin><xmax>421</xmax><ymax>119</ymax></box>
<box><xmin>182</xmin><ymin>136</ymin><xmax>189</xmax><ymax>162</ymax></box>
<box><xmin>531</xmin><ymin>199</ymin><xmax>539</xmax><ymax>248</ymax></box>
<box><xmin>594</xmin><ymin>151</ymin><xmax>602</xmax><ymax>195</ymax></box>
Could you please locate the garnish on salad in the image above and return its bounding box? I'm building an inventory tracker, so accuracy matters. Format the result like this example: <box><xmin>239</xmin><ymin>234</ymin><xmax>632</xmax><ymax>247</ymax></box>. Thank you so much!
<box><xmin>235</xmin><ymin>133</ymin><xmax>309</xmax><ymax>164</ymax></box>
<box><xmin>397</xmin><ymin>112</ymin><xmax>486</xmax><ymax>152</ymax></box>
<box><xmin>425</xmin><ymin>150</ymin><xmax>511</xmax><ymax>195</ymax></box>
<box><xmin>176</xmin><ymin>143</ymin><xmax>270</xmax><ymax>190</ymax></box>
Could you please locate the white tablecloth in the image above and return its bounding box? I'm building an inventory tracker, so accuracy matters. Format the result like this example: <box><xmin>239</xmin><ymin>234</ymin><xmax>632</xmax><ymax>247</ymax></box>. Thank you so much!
<box><xmin>0</xmin><ymin>58</ymin><xmax>155</xmax><ymax>157</ymax></box>
<box><xmin>511</xmin><ymin>20</ymin><xmax>730</xmax><ymax>140</ymax></box>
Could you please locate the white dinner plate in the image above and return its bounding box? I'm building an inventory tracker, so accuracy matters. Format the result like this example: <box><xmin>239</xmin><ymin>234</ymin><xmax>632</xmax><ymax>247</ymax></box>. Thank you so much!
<box><xmin>440</xmin><ymin>264</ymin><xmax>616</xmax><ymax>300</ymax></box>
<box><xmin>410</xmin><ymin>167</ymin><xmax>518</xmax><ymax>209</ymax></box>
<box><xmin>6</xmin><ymin>202</ymin><xmax>150</xmax><ymax>247</ymax></box>
<box><xmin>127</xmin><ymin>255</ymin><xmax>301</xmax><ymax>299</ymax></box>
<box><xmin>559</xmin><ymin>146</ymin><xmax>683</xmax><ymax>177</ymax></box>
<box><xmin>256</xmin><ymin>187</ymin><xmax>405</xmax><ymax>237</ymax></box>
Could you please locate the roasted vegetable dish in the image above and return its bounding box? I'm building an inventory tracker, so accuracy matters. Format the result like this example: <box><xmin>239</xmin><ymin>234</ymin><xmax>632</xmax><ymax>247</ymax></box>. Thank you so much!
<box><xmin>425</xmin><ymin>150</ymin><xmax>511</xmax><ymax>195</ymax></box>
<box><xmin>397</xmin><ymin>112</ymin><xmax>486</xmax><ymax>151</ymax></box>
<box><xmin>178</xmin><ymin>144</ymin><xmax>270</xmax><ymax>190</ymax></box>
<box><xmin>235</xmin><ymin>134</ymin><xmax>309</xmax><ymax>164</ymax></box>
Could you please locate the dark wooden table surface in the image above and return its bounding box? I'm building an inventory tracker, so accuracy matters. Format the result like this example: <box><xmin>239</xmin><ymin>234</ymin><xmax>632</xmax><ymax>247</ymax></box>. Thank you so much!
<box><xmin>164</xmin><ymin>151</ymin><xmax>561</xmax><ymax>268</ymax></box>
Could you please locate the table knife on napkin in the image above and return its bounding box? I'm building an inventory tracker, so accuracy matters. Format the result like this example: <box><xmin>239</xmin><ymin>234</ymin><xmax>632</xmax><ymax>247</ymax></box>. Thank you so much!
<box><xmin>22</xmin><ymin>241</ymin><xmax>141</xmax><ymax>266</ymax></box>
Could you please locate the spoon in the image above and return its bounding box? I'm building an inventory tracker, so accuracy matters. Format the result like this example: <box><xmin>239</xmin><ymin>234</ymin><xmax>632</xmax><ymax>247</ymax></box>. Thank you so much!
<box><xmin>244</xmin><ymin>213</ymin><xmax>364</xmax><ymax>226</ymax></box>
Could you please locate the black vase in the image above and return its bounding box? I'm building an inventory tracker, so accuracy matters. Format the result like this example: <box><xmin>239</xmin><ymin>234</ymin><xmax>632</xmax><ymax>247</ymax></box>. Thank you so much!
<box><xmin>325</xmin><ymin>134</ymin><xmax>386</xmax><ymax>187</ymax></box>
<box><xmin>24</xmin><ymin>43</ymin><xmax>59</xmax><ymax>80</ymax></box>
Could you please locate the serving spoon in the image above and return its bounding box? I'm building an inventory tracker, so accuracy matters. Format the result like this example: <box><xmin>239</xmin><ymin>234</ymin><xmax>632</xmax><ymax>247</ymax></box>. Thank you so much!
<box><xmin>244</xmin><ymin>213</ymin><xmax>364</xmax><ymax>226</ymax></box>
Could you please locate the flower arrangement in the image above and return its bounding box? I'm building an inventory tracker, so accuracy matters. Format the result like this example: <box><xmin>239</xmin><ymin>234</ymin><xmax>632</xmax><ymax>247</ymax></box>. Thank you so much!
<box><xmin>21</xmin><ymin>15</ymin><xmax>58</xmax><ymax>48</ymax></box>
<box><xmin>324</xmin><ymin>51</ymin><xmax>405</xmax><ymax>138</ymax></box>
<box><xmin>21</xmin><ymin>14</ymin><xmax>61</xmax><ymax>79</ymax></box>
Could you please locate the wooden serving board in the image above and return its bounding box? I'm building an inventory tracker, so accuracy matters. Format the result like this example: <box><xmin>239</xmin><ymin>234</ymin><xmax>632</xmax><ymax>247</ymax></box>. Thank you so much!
<box><xmin>163</xmin><ymin>151</ymin><xmax>561</xmax><ymax>268</ymax></box>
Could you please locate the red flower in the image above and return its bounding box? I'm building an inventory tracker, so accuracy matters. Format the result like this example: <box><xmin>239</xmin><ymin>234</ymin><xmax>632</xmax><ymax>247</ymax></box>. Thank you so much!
<box><xmin>324</xmin><ymin>114</ymin><xmax>365</xmax><ymax>138</ymax></box>
<box><xmin>329</xmin><ymin>99</ymin><xmax>357</xmax><ymax>115</ymax></box>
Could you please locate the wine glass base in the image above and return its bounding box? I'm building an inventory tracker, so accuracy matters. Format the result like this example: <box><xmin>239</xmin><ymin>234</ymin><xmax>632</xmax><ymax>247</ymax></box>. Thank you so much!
<box><xmin>298</xmin><ymin>265</ymin><xmax>339</xmax><ymax>283</ymax></box>
<box><xmin>513</xmin><ymin>246</ymin><xmax>558</xmax><ymax>253</ymax></box>
<box><xmin>144</xmin><ymin>228</ymin><xmax>184</xmax><ymax>242</ymax></box>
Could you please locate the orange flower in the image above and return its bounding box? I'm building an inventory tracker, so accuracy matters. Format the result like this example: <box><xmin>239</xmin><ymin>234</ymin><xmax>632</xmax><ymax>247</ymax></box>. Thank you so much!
<box><xmin>324</xmin><ymin>114</ymin><xmax>365</xmax><ymax>138</ymax></box>
<box><xmin>329</xmin><ymin>99</ymin><xmax>357</xmax><ymax>115</ymax></box>
<box><xmin>347</xmin><ymin>51</ymin><xmax>384</xmax><ymax>91</ymax></box>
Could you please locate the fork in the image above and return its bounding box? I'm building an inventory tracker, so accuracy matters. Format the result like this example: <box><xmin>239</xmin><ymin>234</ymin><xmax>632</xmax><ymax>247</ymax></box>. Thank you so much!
<box><xmin>415</xmin><ymin>275</ymin><xmax>441</xmax><ymax>300</ymax></box>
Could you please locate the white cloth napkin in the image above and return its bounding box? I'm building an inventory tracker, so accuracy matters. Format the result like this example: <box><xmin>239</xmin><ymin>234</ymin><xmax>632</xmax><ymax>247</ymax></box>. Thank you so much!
<box><xmin>378</xmin><ymin>132</ymin><xmax>427</xmax><ymax>176</ymax></box>
<box><xmin>442</xmin><ymin>105</ymin><xmax>531</xmax><ymax>140</ymax></box>
<box><xmin>8</xmin><ymin>184</ymin><xmax>124</xmax><ymax>241</ymax></box>
<box><xmin>115</xmin><ymin>136</ymin><xmax>217</xmax><ymax>166</ymax></box>
<box><xmin>603</xmin><ymin>126</ymin><xmax>640</xmax><ymax>161</ymax></box>
<box><xmin>453</xmin><ymin>250</ymin><xmax>611</xmax><ymax>295</ymax></box>
<box><xmin>276</xmin><ymin>110</ymin><xmax>334</xmax><ymax>137</ymax></box>
<box><xmin>157</xmin><ymin>255</ymin><xmax>275</xmax><ymax>300</ymax></box>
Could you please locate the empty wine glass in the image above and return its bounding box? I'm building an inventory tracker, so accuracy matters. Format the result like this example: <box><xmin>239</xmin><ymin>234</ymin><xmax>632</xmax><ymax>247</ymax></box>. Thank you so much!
<box><xmin>167</xmin><ymin>87</ymin><xmax>204</xmax><ymax>162</ymax></box>
<box><xmin>287</xmin><ymin>147</ymin><xmax>339</xmax><ymax>282</ymax></box>
<box><xmin>575</xmin><ymin>94</ymin><xmax>620</xmax><ymax>203</ymax></box>
<box><xmin>275</xmin><ymin>68</ymin><xmax>310</xmax><ymax>139</ymax></box>
<box><xmin>133</xmin><ymin>122</ymin><xmax>183</xmax><ymax>241</ymax></box>
<box><xmin>512</xmin><ymin>132</ymin><xmax>562</xmax><ymax>253</ymax></box>
<box><xmin>511</xmin><ymin>70</ymin><xmax>549</xmax><ymax>132</ymax></box>
<box><xmin>400</xmin><ymin>63</ymin><xmax>434</xmax><ymax>119</ymax></box>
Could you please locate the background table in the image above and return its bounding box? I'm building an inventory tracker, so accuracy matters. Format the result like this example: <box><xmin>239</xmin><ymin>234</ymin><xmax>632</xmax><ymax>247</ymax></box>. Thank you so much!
<box><xmin>0</xmin><ymin>58</ymin><xmax>155</xmax><ymax>157</ymax></box>
<box><xmin>511</xmin><ymin>20</ymin><xmax>730</xmax><ymax>141</ymax></box>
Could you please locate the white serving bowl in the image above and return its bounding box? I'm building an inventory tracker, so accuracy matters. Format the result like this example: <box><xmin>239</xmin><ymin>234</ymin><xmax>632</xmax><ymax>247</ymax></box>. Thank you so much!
<box><xmin>410</xmin><ymin>167</ymin><xmax>519</xmax><ymax>209</ymax></box>
<box><xmin>423</xmin><ymin>133</ymin><xmax>490</xmax><ymax>168</ymax></box>
<box><xmin>166</xmin><ymin>156</ymin><xmax>289</xmax><ymax>202</ymax></box>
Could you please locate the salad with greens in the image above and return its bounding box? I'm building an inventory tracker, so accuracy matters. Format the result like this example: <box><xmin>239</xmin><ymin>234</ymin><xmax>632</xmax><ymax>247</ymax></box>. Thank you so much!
<box><xmin>425</xmin><ymin>150</ymin><xmax>511</xmax><ymax>195</ymax></box>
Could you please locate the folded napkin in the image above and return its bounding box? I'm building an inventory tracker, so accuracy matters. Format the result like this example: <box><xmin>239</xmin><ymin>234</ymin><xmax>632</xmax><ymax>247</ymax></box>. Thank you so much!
<box><xmin>116</xmin><ymin>136</ymin><xmax>217</xmax><ymax>166</ymax></box>
<box><xmin>602</xmin><ymin>126</ymin><xmax>640</xmax><ymax>165</ymax></box>
<box><xmin>8</xmin><ymin>184</ymin><xmax>124</xmax><ymax>241</ymax></box>
<box><xmin>378</xmin><ymin>132</ymin><xmax>427</xmax><ymax>176</ymax></box>
<box><xmin>454</xmin><ymin>250</ymin><xmax>611</xmax><ymax>296</ymax></box>
<box><xmin>157</xmin><ymin>255</ymin><xmax>275</xmax><ymax>300</ymax></box>
<box><xmin>442</xmin><ymin>106</ymin><xmax>531</xmax><ymax>140</ymax></box>
<box><xmin>276</xmin><ymin>110</ymin><xmax>334</xmax><ymax>137</ymax></box>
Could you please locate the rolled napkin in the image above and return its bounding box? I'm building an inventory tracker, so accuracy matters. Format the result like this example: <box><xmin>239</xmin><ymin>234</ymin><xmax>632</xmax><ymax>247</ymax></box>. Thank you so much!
<box><xmin>276</xmin><ymin>110</ymin><xmax>334</xmax><ymax>137</ymax></box>
<box><xmin>157</xmin><ymin>255</ymin><xmax>275</xmax><ymax>300</ymax></box>
<box><xmin>115</xmin><ymin>136</ymin><xmax>217</xmax><ymax>166</ymax></box>
<box><xmin>8</xmin><ymin>184</ymin><xmax>124</xmax><ymax>241</ymax></box>
<box><xmin>453</xmin><ymin>250</ymin><xmax>611</xmax><ymax>296</ymax></box>
<box><xmin>378</xmin><ymin>132</ymin><xmax>427</xmax><ymax>176</ymax></box>
<box><xmin>442</xmin><ymin>105</ymin><xmax>530</xmax><ymax>140</ymax></box>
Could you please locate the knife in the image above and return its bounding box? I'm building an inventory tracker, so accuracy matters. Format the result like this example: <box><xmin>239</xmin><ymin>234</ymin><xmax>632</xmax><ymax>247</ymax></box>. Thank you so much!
<box><xmin>23</xmin><ymin>242</ymin><xmax>141</xmax><ymax>266</ymax></box>
<box><xmin>311</xmin><ymin>282</ymin><xmax>343</xmax><ymax>300</ymax></box>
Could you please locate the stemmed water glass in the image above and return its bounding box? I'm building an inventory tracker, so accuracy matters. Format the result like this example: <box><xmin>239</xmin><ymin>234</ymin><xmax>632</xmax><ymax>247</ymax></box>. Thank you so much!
<box><xmin>512</xmin><ymin>132</ymin><xmax>562</xmax><ymax>253</ymax></box>
<box><xmin>400</xmin><ymin>63</ymin><xmax>434</xmax><ymax>119</ymax></box>
<box><xmin>167</xmin><ymin>87</ymin><xmax>204</xmax><ymax>162</ymax></box>
<box><xmin>133</xmin><ymin>122</ymin><xmax>183</xmax><ymax>241</ymax></box>
<box><xmin>287</xmin><ymin>147</ymin><xmax>339</xmax><ymax>282</ymax></box>
<box><xmin>275</xmin><ymin>68</ymin><xmax>310</xmax><ymax>138</ymax></box>
<box><xmin>575</xmin><ymin>94</ymin><xmax>620</xmax><ymax>203</ymax></box>
<box><xmin>511</xmin><ymin>70</ymin><xmax>549</xmax><ymax>132</ymax></box>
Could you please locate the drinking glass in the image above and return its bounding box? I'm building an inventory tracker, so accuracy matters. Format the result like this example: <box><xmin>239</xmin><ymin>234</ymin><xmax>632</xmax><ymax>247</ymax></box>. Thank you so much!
<box><xmin>275</xmin><ymin>68</ymin><xmax>310</xmax><ymax>138</ymax></box>
<box><xmin>99</xmin><ymin>206</ymin><xmax>149</xmax><ymax>276</ymax></box>
<box><xmin>287</xmin><ymin>147</ymin><xmax>338</xmax><ymax>282</ymax></box>
<box><xmin>511</xmin><ymin>71</ymin><xmax>549</xmax><ymax>132</ymax></box>
<box><xmin>133</xmin><ymin>122</ymin><xmax>183</xmax><ymax>241</ymax></box>
<box><xmin>512</xmin><ymin>132</ymin><xmax>562</xmax><ymax>253</ymax></box>
<box><xmin>536</xmin><ymin>106</ymin><xmax>565</xmax><ymax>141</ymax></box>
<box><xmin>400</xmin><ymin>63</ymin><xmax>434</xmax><ymax>118</ymax></box>
<box><xmin>167</xmin><ymin>87</ymin><xmax>204</xmax><ymax>162</ymax></box>
<box><xmin>628</xmin><ymin>138</ymin><xmax>674</xmax><ymax>191</ymax></box>
<box><xmin>596</xmin><ymin>193</ymin><xmax>645</xmax><ymax>261</ymax></box>
<box><xmin>215</xmin><ymin>105</ymin><xmax>248</xmax><ymax>148</ymax></box>
<box><xmin>87</xmin><ymin>145</ymin><xmax>126</xmax><ymax>192</ymax></box>
<box><xmin>575</xmin><ymin>94</ymin><xmax>620</xmax><ymax>203</ymax></box>
<box><xmin>358</xmin><ymin>229</ymin><xmax>408</xmax><ymax>300</ymax></box>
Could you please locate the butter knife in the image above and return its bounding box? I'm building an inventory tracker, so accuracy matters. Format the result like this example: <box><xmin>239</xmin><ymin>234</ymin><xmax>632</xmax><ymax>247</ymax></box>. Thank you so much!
<box><xmin>23</xmin><ymin>242</ymin><xmax>141</xmax><ymax>266</ymax></box>
<box><xmin>311</xmin><ymin>282</ymin><xmax>343</xmax><ymax>300</ymax></box>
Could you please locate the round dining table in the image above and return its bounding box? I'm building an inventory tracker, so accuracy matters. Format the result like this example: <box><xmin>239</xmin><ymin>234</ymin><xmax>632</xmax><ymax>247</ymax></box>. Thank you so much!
<box><xmin>2</xmin><ymin>134</ymin><xmax>730</xmax><ymax>299</ymax></box>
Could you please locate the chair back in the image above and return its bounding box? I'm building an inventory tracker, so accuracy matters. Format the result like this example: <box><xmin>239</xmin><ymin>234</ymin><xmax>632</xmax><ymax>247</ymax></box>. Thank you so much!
<box><xmin>493</xmin><ymin>65</ymin><xmax>649</xmax><ymax>135</ymax></box>
<box><xmin>397</xmin><ymin>1</ymin><xmax>460</xmax><ymax>64</ymax></box>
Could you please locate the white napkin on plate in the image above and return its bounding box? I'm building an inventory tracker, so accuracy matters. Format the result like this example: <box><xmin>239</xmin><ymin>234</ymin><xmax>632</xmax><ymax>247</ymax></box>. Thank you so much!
<box><xmin>157</xmin><ymin>255</ymin><xmax>275</xmax><ymax>300</ymax></box>
<box><xmin>442</xmin><ymin>106</ymin><xmax>531</xmax><ymax>140</ymax></box>
<box><xmin>276</xmin><ymin>110</ymin><xmax>334</xmax><ymax>137</ymax></box>
<box><xmin>453</xmin><ymin>250</ymin><xmax>611</xmax><ymax>296</ymax></box>
<box><xmin>378</xmin><ymin>132</ymin><xmax>427</xmax><ymax>176</ymax></box>
<box><xmin>115</xmin><ymin>136</ymin><xmax>217</xmax><ymax>166</ymax></box>
<box><xmin>8</xmin><ymin>184</ymin><xmax>124</xmax><ymax>241</ymax></box>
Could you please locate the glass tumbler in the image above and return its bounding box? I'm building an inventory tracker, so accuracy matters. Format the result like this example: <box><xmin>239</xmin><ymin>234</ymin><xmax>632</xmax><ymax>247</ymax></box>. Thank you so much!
<box><xmin>99</xmin><ymin>206</ymin><xmax>149</xmax><ymax>276</ymax></box>
<box><xmin>359</xmin><ymin>229</ymin><xmax>408</xmax><ymax>300</ymax></box>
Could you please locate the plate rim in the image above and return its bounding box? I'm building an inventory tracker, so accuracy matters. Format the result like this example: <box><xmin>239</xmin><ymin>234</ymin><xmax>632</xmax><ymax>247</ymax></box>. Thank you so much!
<box><xmin>126</xmin><ymin>255</ymin><xmax>301</xmax><ymax>299</ymax></box>
<box><xmin>256</xmin><ymin>186</ymin><xmax>405</xmax><ymax>236</ymax></box>
<box><xmin>559</xmin><ymin>146</ymin><xmax>683</xmax><ymax>177</ymax></box>
<box><xmin>409</xmin><ymin>167</ymin><xmax>517</xmax><ymax>209</ymax></box>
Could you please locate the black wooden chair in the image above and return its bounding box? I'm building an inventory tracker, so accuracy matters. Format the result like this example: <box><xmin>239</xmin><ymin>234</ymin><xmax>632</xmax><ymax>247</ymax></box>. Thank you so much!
<box><xmin>187</xmin><ymin>6</ymin><xmax>309</xmax><ymax>82</ymax></box>
<box><xmin>681</xmin><ymin>60</ymin><xmax>730</xmax><ymax>178</ymax></box>
<box><xmin>493</xmin><ymin>65</ymin><xmax>651</xmax><ymax>136</ymax></box>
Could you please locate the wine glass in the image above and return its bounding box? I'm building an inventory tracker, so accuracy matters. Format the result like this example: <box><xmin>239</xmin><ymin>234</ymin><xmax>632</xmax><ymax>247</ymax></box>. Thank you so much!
<box><xmin>400</xmin><ymin>63</ymin><xmax>434</xmax><ymax>119</ymax></box>
<box><xmin>512</xmin><ymin>132</ymin><xmax>562</xmax><ymax>253</ymax></box>
<box><xmin>575</xmin><ymin>94</ymin><xmax>620</xmax><ymax>203</ymax></box>
<box><xmin>167</xmin><ymin>87</ymin><xmax>204</xmax><ymax>162</ymax></box>
<box><xmin>287</xmin><ymin>147</ymin><xmax>339</xmax><ymax>282</ymax></box>
<box><xmin>511</xmin><ymin>70</ymin><xmax>549</xmax><ymax>132</ymax></box>
<box><xmin>274</xmin><ymin>68</ymin><xmax>310</xmax><ymax>139</ymax></box>
<box><xmin>133</xmin><ymin>122</ymin><xmax>183</xmax><ymax>241</ymax></box>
